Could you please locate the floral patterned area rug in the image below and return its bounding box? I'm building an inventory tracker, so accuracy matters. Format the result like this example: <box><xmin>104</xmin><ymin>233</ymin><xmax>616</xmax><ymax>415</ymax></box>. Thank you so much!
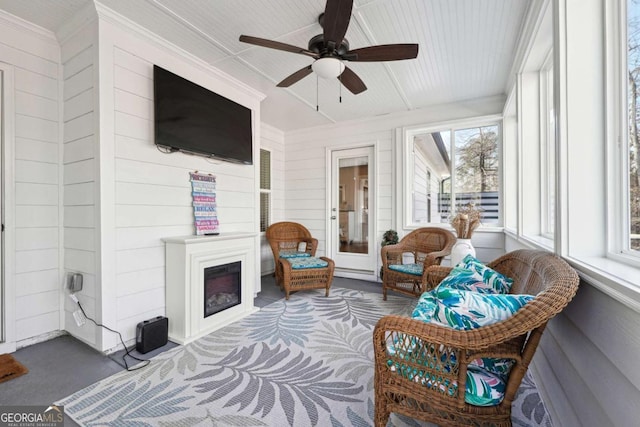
<box><xmin>57</xmin><ymin>288</ymin><xmax>552</xmax><ymax>426</ymax></box>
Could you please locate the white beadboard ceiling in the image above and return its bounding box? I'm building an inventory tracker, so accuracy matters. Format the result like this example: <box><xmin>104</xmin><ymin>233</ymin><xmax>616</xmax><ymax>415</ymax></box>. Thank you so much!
<box><xmin>0</xmin><ymin>0</ymin><xmax>531</xmax><ymax>131</ymax></box>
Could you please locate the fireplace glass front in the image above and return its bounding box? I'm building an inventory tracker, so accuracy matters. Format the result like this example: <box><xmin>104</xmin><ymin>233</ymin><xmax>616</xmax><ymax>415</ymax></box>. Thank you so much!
<box><xmin>204</xmin><ymin>261</ymin><xmax>241</xmax><ymax>318</ymax></box>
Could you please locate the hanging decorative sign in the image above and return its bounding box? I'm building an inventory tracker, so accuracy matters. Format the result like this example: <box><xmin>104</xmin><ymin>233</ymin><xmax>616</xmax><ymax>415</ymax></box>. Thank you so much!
<box><xmin>190</xmin><ymin>172</ymin><xmax>219</xmax><ymax>235</ymax></box>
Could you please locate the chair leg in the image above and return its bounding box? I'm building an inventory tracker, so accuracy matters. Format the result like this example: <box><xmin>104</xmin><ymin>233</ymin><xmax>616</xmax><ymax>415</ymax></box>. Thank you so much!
<box><xmin>374</xmin><ymin>400</ymin><xmax>391</xmax><ymax>427</ymax></box>
<box><xmin>382</xmin><ymin>285</ymin><xmax>387</xmax><ymax>301</ymax></box>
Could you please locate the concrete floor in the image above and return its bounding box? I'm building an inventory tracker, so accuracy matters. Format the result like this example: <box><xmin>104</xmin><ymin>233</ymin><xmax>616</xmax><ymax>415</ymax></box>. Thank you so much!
<box><xmin>0</xmin><ymin>275</ymin><xmax>385</xmax><ymax>425</ymax></box>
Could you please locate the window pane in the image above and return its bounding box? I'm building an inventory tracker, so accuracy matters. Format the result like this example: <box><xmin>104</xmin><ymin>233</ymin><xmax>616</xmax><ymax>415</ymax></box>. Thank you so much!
<box><xmin>412</xmin><ymin>132</ymin><xmax>450</xmax><ymax>224</ymax></box>
<box><xmin>260</xmin><ymin>192</ymin><xmax>270</xmax><ymax>233</ymax></box>
<box><xmin>628</xmin><ymin>0</ymin><xmax>640</xmax><ymax>251</ymax></box>
<box><xmin>454</xmin><ymin>125</ymin><xmax>500</xmax><ymax>224</ymax></box>
<box><xmin>544</xmin><ymin>66</ymin><xmax>556</xmax><ymax>237</ymax></box>
<box><xmin>260</xmin><ymin>149</ymin><xmax>271</xmax><ymax>190</ymax></box>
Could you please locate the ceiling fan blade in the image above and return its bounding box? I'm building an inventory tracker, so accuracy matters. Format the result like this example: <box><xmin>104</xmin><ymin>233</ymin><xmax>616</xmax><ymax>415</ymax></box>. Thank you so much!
<box><xmin>239</xmin><ymin>35</ymin><xmax>318</xmax><ymax>58</ymax></box>
<box><xmin>277</xmin><ymin>65</ymin><xmax>313</xmax><ymax>87</ymax></box>
<box><xmin>346</xmin><ymin>44</ymin><xmax>419</xmax><ymax>62</ymax></box>
<box><xmin>323</xmin><ymin>0</ymin><xmax>353</xmax><ymax>49</ymax></box>
<box><xmin>339</xmin><ymin>66</ymin><xmax>367</xmax><ymax>94</ymax></box>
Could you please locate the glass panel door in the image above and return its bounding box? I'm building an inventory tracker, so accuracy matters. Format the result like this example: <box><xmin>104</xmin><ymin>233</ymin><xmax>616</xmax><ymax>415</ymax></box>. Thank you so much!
<box><xmin>330</xmin><ymin>147</ymin><xmax>375</xmax><ymax>273</ymax></box>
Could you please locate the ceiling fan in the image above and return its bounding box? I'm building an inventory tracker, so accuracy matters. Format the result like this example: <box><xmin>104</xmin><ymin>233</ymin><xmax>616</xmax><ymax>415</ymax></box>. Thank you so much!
<box><xmin>238</xmin><ymin>0</ymin><xmax>418</xmax><ymax>95</ymax></box>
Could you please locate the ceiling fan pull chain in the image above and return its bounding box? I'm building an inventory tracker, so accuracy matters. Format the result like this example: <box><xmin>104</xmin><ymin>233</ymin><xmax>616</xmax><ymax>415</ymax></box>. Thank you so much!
<box><xmin>339</xmin><ymin>72</ymin><xmax>342</xmax><ymax>103</ymax></box>
<box><xmin>316</xmin><ymin>74</ymin><xmax>319</xmax><ymax>112</ymax></box>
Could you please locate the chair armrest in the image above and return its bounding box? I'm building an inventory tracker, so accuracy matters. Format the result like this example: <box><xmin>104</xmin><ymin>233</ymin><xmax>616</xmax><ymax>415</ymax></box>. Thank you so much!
<box><xmin>423</xmin><ymin>248</ymin><xmax>451</xmax><ymax>266</ymax></box>
<box><xmin>422</xmin><ymin>265</ymin><xmax>452</xmax><ymax>289</ymax></box>
<box><xmin>302</xmin><ymin>238</ymin><xmax>318</xmax><ymax>256</ymax></box>
<box><xmin>381</xmin><ymin>244</ymin><xmax>403</xmax><ymax>268</ymax></box>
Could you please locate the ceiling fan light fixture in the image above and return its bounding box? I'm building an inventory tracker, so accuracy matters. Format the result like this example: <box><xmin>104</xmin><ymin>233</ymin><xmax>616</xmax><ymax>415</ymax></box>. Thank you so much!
<box><xmin>312</xmin><ymin>57</ymin><xmax>345</xmax><ymax>79</ymax></box>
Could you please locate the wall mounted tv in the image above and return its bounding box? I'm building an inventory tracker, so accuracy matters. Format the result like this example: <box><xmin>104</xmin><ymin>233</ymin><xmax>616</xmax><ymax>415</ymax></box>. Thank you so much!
<box><xmin>154</xmin><ymin>65</ymin><xmax>253</xmax><ymax>165</ymax></box>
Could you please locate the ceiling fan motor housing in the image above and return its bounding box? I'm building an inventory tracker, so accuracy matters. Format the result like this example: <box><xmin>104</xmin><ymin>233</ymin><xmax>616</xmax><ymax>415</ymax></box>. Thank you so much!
<box><xmin>308</xmin><ymin>34</ymin><xmax>350</xmax><ymax>57</ymax></box>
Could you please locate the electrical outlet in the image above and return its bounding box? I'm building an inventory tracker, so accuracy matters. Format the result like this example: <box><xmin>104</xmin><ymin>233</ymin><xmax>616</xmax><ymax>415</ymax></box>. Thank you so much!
<box><xmin>73</xmin><ymin>309</ymin><xmax>86</xmax><ymax>327</ymax></box>
<box><xmin>67</xmin><ymin>273</ymin><xmax>83</xmax><ymax>292</ymax></box>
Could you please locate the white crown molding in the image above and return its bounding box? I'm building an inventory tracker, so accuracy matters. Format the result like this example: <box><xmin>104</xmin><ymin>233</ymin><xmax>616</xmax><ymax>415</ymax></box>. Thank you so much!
<box><xmin>0</xmin><ymin>8</ymin><xmax>57</xmax><ymax>44</ymax></box>
<box><xmin>93</xmin><ymin>1</ymin><xmax>265</xmax><ymax>103</ymax></box>
<box><xmin>55</xmin><ymin>1</ymin><xmax>98</xmax><ymax>45</ymax></box>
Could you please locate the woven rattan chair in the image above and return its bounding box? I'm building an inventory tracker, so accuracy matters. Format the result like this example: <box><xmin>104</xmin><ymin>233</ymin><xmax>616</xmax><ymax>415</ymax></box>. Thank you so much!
<box><xmin>266</xmin><ymin>221</ymin><xmax>334</xmax><ymax>299</ymax></box>
<box><xmin>373</xmin><ymin>249</ymin><xmax>580</xmax><ymax>427</ymax></box>
<box><xmin>381</xmin><ymin>227</ymin><xmax>456</xmax><ymax>300</ymax></box>
<box><xmin>266</xmin><ymin>222</ymin><xmax>318</xmax><ymax>285</ymax></box>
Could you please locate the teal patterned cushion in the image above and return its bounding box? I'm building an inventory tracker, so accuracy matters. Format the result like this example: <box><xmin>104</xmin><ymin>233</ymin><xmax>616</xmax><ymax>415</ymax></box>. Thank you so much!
<box><xmin>411</xmin><ymin>291</ymin><xmax>438</xmax><ymax>322</ymax></box>
<box><xmin>388</xmin><ymin>263</ymin><xmax>423</xmax><ymax>276</ymax></box>
<box><xmin>464</xmin><ymin>366</ymin><xmax>506</xmax><ymax>406</ymax></box>
<box><xmin>279</xmin><ymin>250</ymin><xmax>311</xmax><ymax>259</ymax></box>
<box><xmin>469</xmin><ymin>357</ymin><xmax>515</xmax><ymax>380</ymax></box>
<box><xmin>387</xmin><ymin>358</ymin><xmax>506</xmax><ymax>406</ymax></box>
<box><xmin>402</xmin><ymin>287</ymin><xmax>533</xmax><ymax>406</ymax></box>
<box><xmin>432</xmin><ymin>287</ymin><xmax>533</xmax><ymax>330</ymax></box>
<box><xmin>436</xmin><ymin>266</ymin><xmax>500</xmax><ymax>294</ymax></box>
<box><xmin>288</xmin><ymin>257</ymin><xmax>328</xmax><ymax>269</ymax></box>
<box><xmin>459</xmin><ymin>255</ymin><xmax>513</xmax><ymax>294</ymax></box>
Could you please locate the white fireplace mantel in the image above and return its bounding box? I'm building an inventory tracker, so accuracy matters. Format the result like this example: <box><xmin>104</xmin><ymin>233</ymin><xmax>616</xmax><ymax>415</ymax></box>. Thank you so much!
<box><xmin>163</xmin><ymin>233</ymin><xmax>260</xmax><ymax>344</ymax></box>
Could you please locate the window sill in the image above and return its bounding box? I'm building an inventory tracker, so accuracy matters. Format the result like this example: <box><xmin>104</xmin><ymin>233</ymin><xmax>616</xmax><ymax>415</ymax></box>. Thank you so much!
<box><xmin>567</xmin><ymin>256</ymin><xmax>640</xmax><ymax>314</ymax></box>
<box><xmin>503</xmin><ymin>230</ymin><xmax>554</xmax><ymax>250</ymax></box>
<box><xmin>504</xmin><ymin>230</ymin><xmax>640</xmax><ymax>313</ymax></box>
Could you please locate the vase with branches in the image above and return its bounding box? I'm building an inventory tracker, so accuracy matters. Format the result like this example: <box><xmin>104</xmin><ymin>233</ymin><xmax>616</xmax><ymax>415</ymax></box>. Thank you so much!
<box><xmin>450</xmin><ymin>203</ymin><xmax>483</xmax><ymax>265</ymax></box>
<box><xmin>450</xmin><ymin>202</ymin><xmax>483</xmax><ymax>239</ymax></box>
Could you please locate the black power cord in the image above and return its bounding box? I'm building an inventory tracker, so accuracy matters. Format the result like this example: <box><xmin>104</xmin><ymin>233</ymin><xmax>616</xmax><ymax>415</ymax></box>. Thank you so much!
<box><xmin>76</xmin><ymin>301</ymin><xmax>151</xmax><ymax>372</ymax></box>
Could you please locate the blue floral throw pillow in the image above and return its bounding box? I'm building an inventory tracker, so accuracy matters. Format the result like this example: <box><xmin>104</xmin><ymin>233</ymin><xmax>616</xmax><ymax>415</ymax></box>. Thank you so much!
<box><xmin>460</xmin><ymin>254</ymin><xmax>513</xmax><ymax>294</ymax></box>
<box><xmin>431</xmin><ymin>287</ymin><xmax>533</xmax><ymax>330</ymax></box>
<box><xmin>436</xmin><ymin>266</ymin><xmax>500</xmax><ymax>294</ymax></box>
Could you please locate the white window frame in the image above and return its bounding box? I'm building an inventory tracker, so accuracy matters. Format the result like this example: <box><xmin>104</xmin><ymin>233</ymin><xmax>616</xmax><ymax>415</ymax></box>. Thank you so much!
<box><xmin>607</xmin><ymin>0</ymin><xmax>640</xmax><ymax>266</ymax></box>
<box><xmin>259</xmin><ymin>148</ymin><xmax>271</xmax><ymax>233</ymax></box>
<box><xmin>400</xmin><ymin>115</ymin><xmax>503</xmax><ymax>230</ymax></box>
<box><xmin>540</xmin><ymin>52</ymin><xmax>556</xmax><ymax>239</ymax></box>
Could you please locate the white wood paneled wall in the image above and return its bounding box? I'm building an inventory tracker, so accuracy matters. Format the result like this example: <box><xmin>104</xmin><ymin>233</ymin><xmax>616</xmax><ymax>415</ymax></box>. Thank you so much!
<box><xmin>0</xmin><ymin>14</ymin><xmax>62</xmax><ymax>346</ymax></box>
<box><xmin>284</xmin><ymin>99</ymin><xmax>506</xmax><ymax>278</ymax></box>
<box><xmin>100</xmin><ymin>16</ymin><xmax>263</xmax><ymax>348</ymax></box>
<box><xmin>60</xmin><ymin>21</ymin><xmax>99</xmax><ymax>347</ymax></box>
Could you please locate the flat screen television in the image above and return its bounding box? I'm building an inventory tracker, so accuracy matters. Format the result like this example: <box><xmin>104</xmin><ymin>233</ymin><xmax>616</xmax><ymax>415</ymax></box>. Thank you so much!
<box><xmin>153</xmin><ymin>65</ymin><xmax>253</xmax><ymax>165</ymax></box>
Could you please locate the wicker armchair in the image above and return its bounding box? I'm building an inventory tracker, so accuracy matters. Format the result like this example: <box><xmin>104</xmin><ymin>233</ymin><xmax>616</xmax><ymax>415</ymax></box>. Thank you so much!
<box><xmin>373</xmin><ymin>249</ymin><xmax>580</xmax><ymax>427</ymax></box>
<box><xmin>266</xmin><ymin>222</ymin><xmax>334</xmax><ymax>299</ymax></box>
<box><xmin>381</xmin><ymin>227</ymin><xmax>456</xmax><ymax>299</ymax></box>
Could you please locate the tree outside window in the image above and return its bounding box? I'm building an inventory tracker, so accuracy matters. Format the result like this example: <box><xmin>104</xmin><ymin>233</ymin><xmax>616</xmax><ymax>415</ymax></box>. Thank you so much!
<box><xmin>406</xmin><ymin>122</ymin><xmax>501</xmax><ymax>227</ymax></box>
<box><xmin>628</xmin><ymin>0</ymin><xmax>640</xmax><ymax>250</ymax></box>
<box><xmin>454</xmin><ymin>125</ymin><xmax>500</xmax><ymax>224</ymax></box>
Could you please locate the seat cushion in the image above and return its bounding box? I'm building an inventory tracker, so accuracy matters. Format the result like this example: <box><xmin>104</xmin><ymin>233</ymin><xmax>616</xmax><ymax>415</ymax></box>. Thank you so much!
<box><xmin>395</xmin><ymin>287</ymin><xmax>533</xmax><ymax>406</ymax></box>
<box><xmin>388</xmin><ymin>263</ymin><xmax>423</xmax><ymax>276</ymax></box>
<box><xmin>287</xmin><ymin>256</ymin><xmax>328</xmax><ymax>269</ymax></box>
<box><xmin>464</xmin><ymin>366</ymin><xmax>507</xmax><ymax>406</ymax></box>
<box><xmin>279</xmin><ymin>250</ymin><xmax>311</xmax><ymax>259</ymax></box>
<box><xmin>387</xmin><ymin>358</ymin><xmax>506</xmax><ymax>407</ymax></box>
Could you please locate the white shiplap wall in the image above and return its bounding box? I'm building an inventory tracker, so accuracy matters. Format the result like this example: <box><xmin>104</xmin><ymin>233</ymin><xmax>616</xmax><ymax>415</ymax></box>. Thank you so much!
<box><xmin>60</xmin><ymin>20</ymin><xmax>99</xmax><ymax>347</ymax></box>
<box><xmin>98</xmin><ymin>16</ymin><xmax>263</xmax><ymax>348</ymax></box>
<box><xmin>284</xmin><ymin>99</ymin><xmax>506</xmax><ymax>279</ymax></box>
<box><xmin>259</xmin><ymin>124</ymin><xmax>285</xmax><ymax>275</ymax></box>
<box><xmin>0</xmin><ymin>13</ymin><xmax>62</xmax><ymax>346</ymax></box>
